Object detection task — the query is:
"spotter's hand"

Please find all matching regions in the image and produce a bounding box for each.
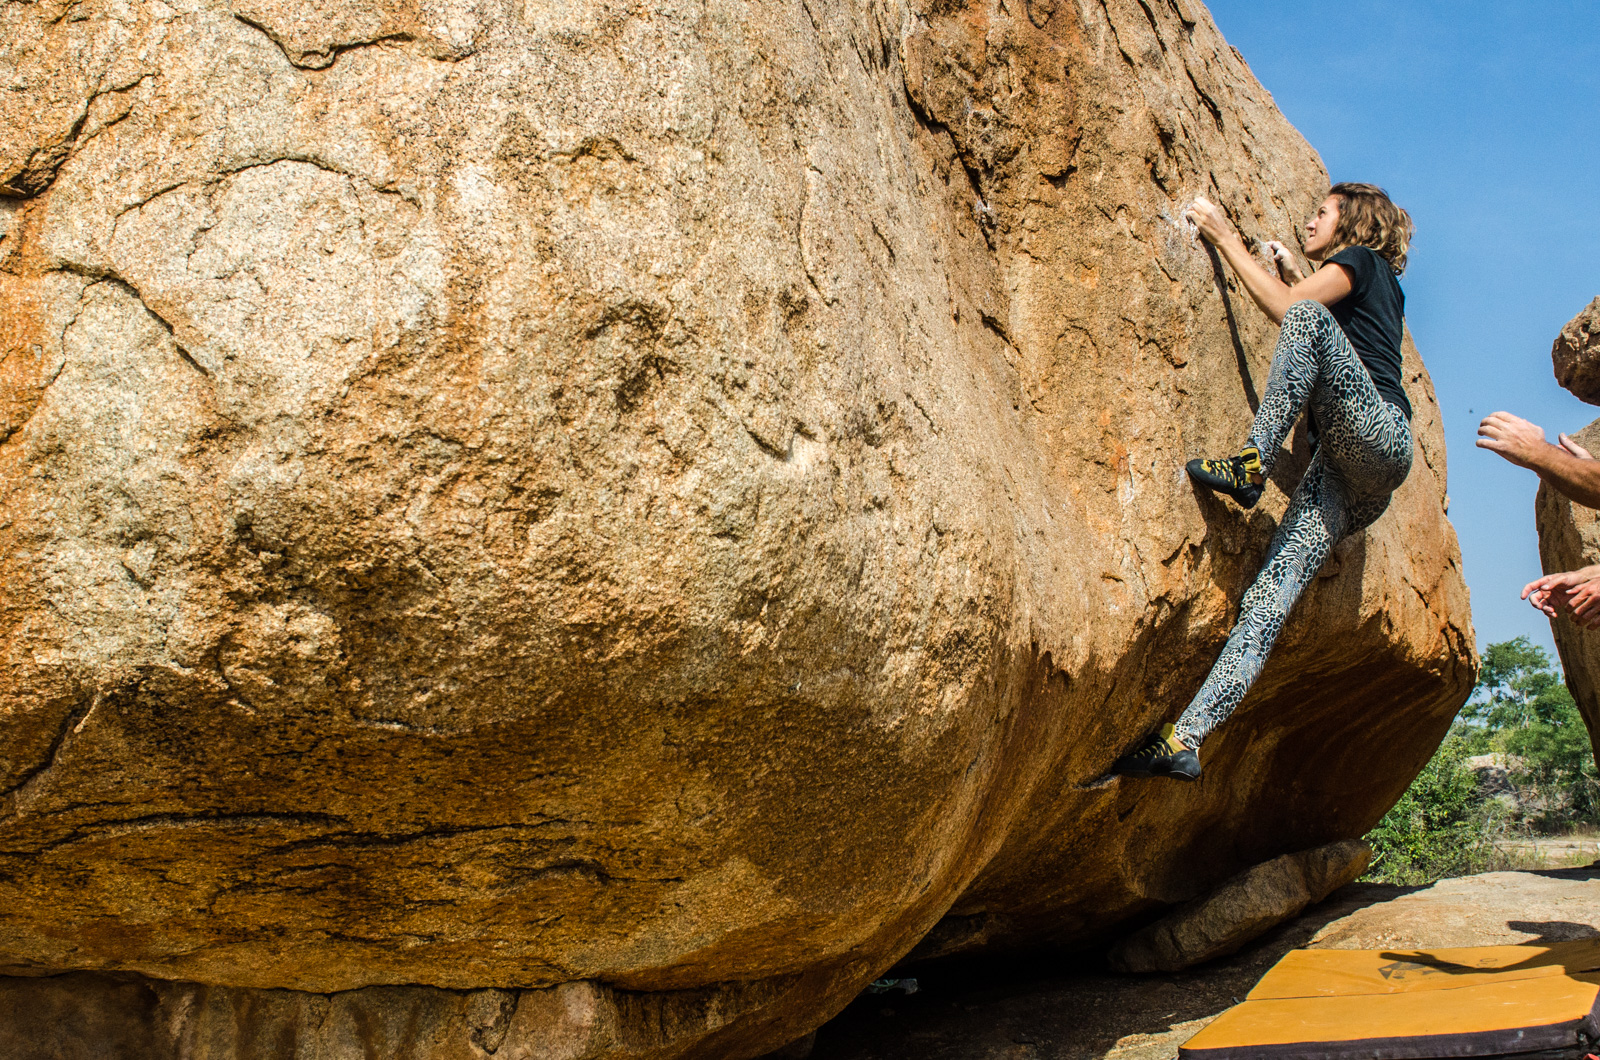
[1524,572,1574,618]
[1561,434,1595,460]
[1184,196,1235,247]
[1477,411,1551,469]
[1524,567,1600,629]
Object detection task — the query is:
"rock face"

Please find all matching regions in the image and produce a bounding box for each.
[1537,297,1600,770]
[1537,415,1600,763]
[1553,297,1600,405]
[1107,840,1371,973]
[0,0,1473,1055]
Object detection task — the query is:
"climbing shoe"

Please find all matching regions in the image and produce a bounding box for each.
[1112,724,1201,781]
[1187,445,1263,509]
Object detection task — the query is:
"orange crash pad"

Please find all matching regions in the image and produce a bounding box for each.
[1181,939,1600,1059]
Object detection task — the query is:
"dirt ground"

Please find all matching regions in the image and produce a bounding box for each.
[805,864,1600,1060]
[1498,834,1600,869]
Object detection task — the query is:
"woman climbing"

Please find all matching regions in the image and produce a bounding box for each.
[1113,183,1416,781]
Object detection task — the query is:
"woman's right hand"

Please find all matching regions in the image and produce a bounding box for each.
[1184,196,1236,247]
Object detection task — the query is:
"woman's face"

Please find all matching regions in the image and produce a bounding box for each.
[1304,195,1341,260]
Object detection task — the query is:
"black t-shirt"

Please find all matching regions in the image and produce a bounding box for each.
[1327,245,1411,419]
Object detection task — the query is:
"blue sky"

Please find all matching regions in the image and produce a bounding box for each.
[1204,0,1600,658]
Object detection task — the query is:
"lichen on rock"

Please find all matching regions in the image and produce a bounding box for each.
[0,0,1473,1056]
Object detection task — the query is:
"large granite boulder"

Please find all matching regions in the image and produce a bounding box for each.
[0,0,1474,1055]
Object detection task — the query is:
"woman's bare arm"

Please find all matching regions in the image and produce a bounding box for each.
[1186,198,1352,324]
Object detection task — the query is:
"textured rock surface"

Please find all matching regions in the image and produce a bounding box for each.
[1552,297,1600,405]
[1537,415,1600,761]
[1107,840,1370,973]
[0,974,815,1060]
[0,0,1473,1054]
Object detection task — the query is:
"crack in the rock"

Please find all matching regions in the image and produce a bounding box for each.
[980,311,1014,347]
[0,693,99,811]
[259,819,591,855]
[1095,0,1140,71]
[111,178,193,223]
[1201,242,1258,412]
[52,264,212,380]
[7,811,354,855]
[1183,63,1225,134]
[1133,0,1165,50]
[222,154,418,204]
[3,74,153,199]
[230,11,470,72]
[231,11,414,70]
[0,279,91,449]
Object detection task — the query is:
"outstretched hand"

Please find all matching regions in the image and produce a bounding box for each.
[1477,411,1552,469]
[1524,565,1600,629]
[1184,196,1236,247]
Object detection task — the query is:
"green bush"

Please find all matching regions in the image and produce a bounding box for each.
[1363,733,1502,885]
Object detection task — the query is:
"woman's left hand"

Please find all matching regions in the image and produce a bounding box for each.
[1184,197,1236,247]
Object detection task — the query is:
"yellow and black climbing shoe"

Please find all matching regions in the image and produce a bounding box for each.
[1187,445,1263,509]
[1112,724,1201,781]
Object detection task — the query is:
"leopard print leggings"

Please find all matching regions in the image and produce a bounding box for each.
[1172,300,1413,749]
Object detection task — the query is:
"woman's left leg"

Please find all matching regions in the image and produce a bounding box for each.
[1170,454,1348,749]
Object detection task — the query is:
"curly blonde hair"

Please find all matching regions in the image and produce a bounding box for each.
[1328,182,1414,275]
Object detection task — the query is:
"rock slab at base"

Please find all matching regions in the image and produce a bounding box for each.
[1,0,1474,1055]
[1108,840,1372,973]
[0,974,826,1060]
[1311,868,1600,950]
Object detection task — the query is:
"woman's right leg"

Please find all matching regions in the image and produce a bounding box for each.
[1246,299,1352,476]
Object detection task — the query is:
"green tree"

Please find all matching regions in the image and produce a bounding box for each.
[1460,636,1599,830]
[1463,637,1576,740]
